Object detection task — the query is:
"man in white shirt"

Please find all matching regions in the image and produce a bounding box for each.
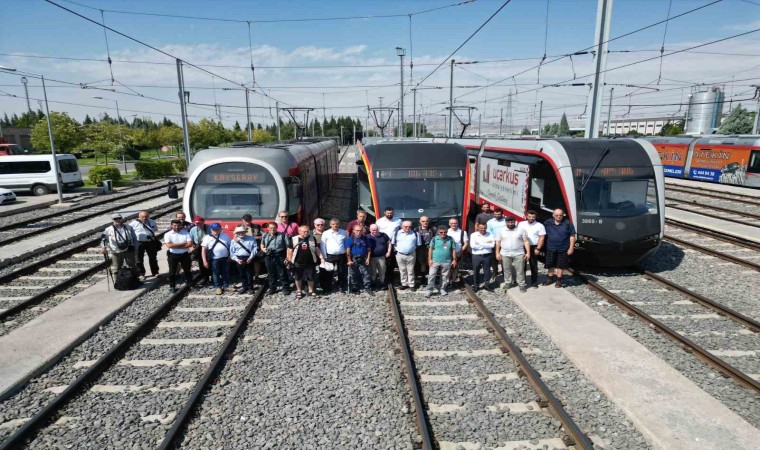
[486,208,507,283]
[320,218,349,293]
[469,223,495,291]
[496,216,530,292]
[164,219,193,293]
[201,222,232,295]
[375,207,402,238]
[130,210,160,280]
[446,218,469,288]
[517,210,547,288]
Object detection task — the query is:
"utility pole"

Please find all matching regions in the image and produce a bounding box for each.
[683,93,692,132]
[478,114,482,136]
[538,100,543,137]
[245,88,252,140]
[585,0,613,138]
[606,87,614,135]
[352,123,356,144]
[506,91,513,135]
[176,59,192,167]
[396,47,406,138]
[397,103,401,137]
[275,101,281,142]
[499,108,504,135]
[412,88,417,138]
[752,86,760,134]
[322,93,326,137]
[21,77,31,113]
[448,59,455,138]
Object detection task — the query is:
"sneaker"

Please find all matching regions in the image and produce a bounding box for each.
[309,292,318,297]
[519,286,527,293]
[440,289,448,296]
[215,288,223,295]
[424,290,432,298]
[233,283,242,289]
[555,279,562,288]
[237,288,248,294]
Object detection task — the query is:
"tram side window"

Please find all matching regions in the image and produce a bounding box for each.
[748,151,760,173]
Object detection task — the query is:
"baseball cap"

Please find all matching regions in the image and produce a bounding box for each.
[193,215,204,222]
[234,225,247,234]
[210,223,222,230]
[111,212,123,219]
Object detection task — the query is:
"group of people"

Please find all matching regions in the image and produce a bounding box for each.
[100,203,576,298]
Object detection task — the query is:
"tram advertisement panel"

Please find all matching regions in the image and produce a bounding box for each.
[653,144,688,176]
[478,157,529,217]
[688,145,751,184]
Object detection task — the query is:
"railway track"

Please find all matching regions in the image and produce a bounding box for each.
[0,209,176,334]
[665,201,760,228]
[664,219,760,270]
[573,269,760,395]
[665,183,760,207]
[388,284,593,449]
[0,282,265,449]
[0,181,183,248]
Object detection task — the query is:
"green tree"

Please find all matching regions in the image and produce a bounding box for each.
[625,129,640,136]
[30,112,82,152]
[156,125,184,148]
[558,113,570,136]
[252,128,274,143]
[658,120,685,136]
[189,119,227,149]
[520,127,531,135]
[718,104,754,134]
[78,122,124,163]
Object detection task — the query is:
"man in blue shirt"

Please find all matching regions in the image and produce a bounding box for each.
[346,225,374,296]
[542,208,576,288]
[367,224,391,290]
[392,220,422,290]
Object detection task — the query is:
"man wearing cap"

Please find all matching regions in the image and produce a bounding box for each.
[164,219,193,293]
[495,216,530,292]
[130,211,160,280]
[201,223,232,295]
[288,224,324,298]
[231,225,258,294]
[189,216,211,285]
[101,212,138,272]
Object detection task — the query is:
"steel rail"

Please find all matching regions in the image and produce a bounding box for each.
[0,179,180,233]
[572,270,760,394]
[665,203,759,228]
[665,197,760,220]
[463,285,595,449]
[663,234,760,271]
[637,269,760,332]
[158,285,266,449]
[387,286,434,450]
[0,206,178,322]
[0,186,183,247]
[0,275,200,450]
[665,184,760,207]
[0,203,180,286]
[665,219,760,251]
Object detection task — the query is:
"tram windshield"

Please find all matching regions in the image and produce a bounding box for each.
[374,169,464,219]
[191,162,279,220]
[577,173,658,218]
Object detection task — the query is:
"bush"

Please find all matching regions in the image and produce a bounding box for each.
[172,158,187,173]
[135,160,176,179]
[88,165,122,186]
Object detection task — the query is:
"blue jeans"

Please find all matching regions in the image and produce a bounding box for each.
[211,258,230,289]
[350,261,372,291]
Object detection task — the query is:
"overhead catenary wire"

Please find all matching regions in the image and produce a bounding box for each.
[657,0,674,84]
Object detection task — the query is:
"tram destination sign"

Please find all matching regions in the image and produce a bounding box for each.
[204,169,268,183]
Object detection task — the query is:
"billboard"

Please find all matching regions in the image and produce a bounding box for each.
[478,157,529,217]
[653,143,689,177]
[688,145,752,184]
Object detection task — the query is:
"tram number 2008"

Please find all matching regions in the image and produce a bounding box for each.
[581,218,603,224]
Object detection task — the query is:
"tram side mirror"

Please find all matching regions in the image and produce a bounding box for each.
[288,183,302,199]
[167,185,179,199]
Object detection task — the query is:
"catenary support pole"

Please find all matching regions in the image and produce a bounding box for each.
[752,92,760,134]
[275,101,281,142]
[41,75,64,204]
[22,77,31,113]
[412,88,417,138]
[538,100,543,137]
[584,0,613,138]
[245,89,252,141]
[606,87,614,135]
[176,59,192,168]
[499,108,504,135]
[449,59,455,138]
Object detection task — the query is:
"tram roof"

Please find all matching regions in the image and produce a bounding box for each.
[363,142,467,169]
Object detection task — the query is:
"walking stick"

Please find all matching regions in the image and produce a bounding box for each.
[103,250,114,291]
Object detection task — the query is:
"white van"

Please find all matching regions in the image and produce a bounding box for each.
[0,154,84,195]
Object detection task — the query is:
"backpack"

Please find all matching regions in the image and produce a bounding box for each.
[113,266,139,291]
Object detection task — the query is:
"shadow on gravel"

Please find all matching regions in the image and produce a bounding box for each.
[572,241,684,284]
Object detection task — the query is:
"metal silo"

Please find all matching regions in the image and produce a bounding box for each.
[684,86,724,134]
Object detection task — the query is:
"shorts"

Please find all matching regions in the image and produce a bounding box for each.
[545,249,569,269]
[293,264,317,282]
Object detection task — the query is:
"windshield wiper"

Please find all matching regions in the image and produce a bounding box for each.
[578,147,610,193]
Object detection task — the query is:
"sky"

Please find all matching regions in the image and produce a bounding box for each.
[1,0,759,135]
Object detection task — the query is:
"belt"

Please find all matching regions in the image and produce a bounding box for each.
[397,251,413,256]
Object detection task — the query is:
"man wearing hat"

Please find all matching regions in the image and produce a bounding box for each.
[201,222,232,295]
[231,225,258,294]
[189,216,211,285]
[101,212,138,272]
[495,216,530,292]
